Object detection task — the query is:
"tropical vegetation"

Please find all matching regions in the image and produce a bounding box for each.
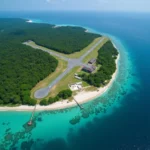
[80,41,118,87]
[40,89,73,106]
[0,18,98,105]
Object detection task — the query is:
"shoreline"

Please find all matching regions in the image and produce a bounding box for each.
[26,19,99,35]
[26,20,33,23]
[0,51,120,112]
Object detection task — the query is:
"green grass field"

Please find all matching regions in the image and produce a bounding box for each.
[30,57,68,99]
[45,38,109,98]
[30,37,109,99]
[83,37,109,63]
[26,37,102,59]
[46,66,89,98]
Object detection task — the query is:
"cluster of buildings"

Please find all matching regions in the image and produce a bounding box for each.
[82,58,96,73]
[69,58,97,91]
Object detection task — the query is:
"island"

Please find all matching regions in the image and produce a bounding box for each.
[0,18,119,111]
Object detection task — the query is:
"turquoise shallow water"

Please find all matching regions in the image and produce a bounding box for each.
[0,12,148,149]
[0,30,138,150]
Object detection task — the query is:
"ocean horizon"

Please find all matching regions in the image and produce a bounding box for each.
[0,11,150,150]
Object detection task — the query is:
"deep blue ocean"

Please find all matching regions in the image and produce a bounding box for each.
[0,11,150,150]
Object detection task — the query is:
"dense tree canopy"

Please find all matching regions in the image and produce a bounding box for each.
[0,43,58,105]
[40,99,48,106]
[58,89,73,99]
[48,89,73,105]
[0,18,100,54]
[40,89,73,105]
[0,18,99,105]
[80,41,119,87]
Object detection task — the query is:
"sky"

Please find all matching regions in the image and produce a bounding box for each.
[0,0,150,12]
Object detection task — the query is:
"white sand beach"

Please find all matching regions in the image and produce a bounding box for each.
[26,20,33,23]
[52,25,64,28]
[0,52,120,112]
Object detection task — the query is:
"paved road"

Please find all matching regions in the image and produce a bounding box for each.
[24,38,105,99]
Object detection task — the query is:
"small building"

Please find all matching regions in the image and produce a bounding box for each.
[75,76,82,80]
[82,65,96,73]
[88,58,96,64]
[69,82,83,91]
